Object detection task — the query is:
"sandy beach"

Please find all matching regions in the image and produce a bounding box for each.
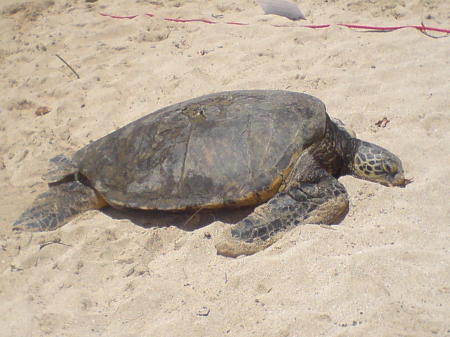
[0,0,449,336]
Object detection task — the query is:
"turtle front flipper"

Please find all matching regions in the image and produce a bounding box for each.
[13,181,107,232]
[215,175,349,258]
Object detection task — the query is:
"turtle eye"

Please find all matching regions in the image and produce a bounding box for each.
[384,162,397,174]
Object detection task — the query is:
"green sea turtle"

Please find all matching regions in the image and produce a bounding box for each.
[13,90,410,257]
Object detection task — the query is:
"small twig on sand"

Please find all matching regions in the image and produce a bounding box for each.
[182,206,205,227]
[375,117,390,128]
[39,238,72,250]
[55,54,80,79]
[419,20,449,39]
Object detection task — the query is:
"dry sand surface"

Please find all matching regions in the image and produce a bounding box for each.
[1,0,449,336]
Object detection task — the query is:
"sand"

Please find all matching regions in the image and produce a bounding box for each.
[0,0,449,336]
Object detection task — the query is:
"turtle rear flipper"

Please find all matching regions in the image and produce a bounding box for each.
[42,154,79,183]
[13,181,107,231]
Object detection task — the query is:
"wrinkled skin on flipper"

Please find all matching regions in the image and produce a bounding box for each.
[42,154,79,183]
[216,153,349,257]
[13,181,106,231]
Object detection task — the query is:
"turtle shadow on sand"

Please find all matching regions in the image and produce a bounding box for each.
[103,206,255,232]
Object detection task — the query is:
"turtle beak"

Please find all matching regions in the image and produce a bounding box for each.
[376,168,412,188]
[389,173,413,188]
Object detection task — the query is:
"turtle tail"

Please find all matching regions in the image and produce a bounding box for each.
[13,181,107,232]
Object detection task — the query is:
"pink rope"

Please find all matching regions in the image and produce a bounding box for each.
[271,24,330,28]
[98,12,450,34]
[338,23,450,33]
[225,21,250,26]
[99,13,138,19]
[164,18,217,24]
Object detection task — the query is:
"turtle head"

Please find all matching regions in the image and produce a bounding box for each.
[350,141,411,187]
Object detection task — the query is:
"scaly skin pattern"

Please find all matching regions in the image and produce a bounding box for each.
[215,151,349,258]
[13,181,105,231]
[231,177,348,242]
